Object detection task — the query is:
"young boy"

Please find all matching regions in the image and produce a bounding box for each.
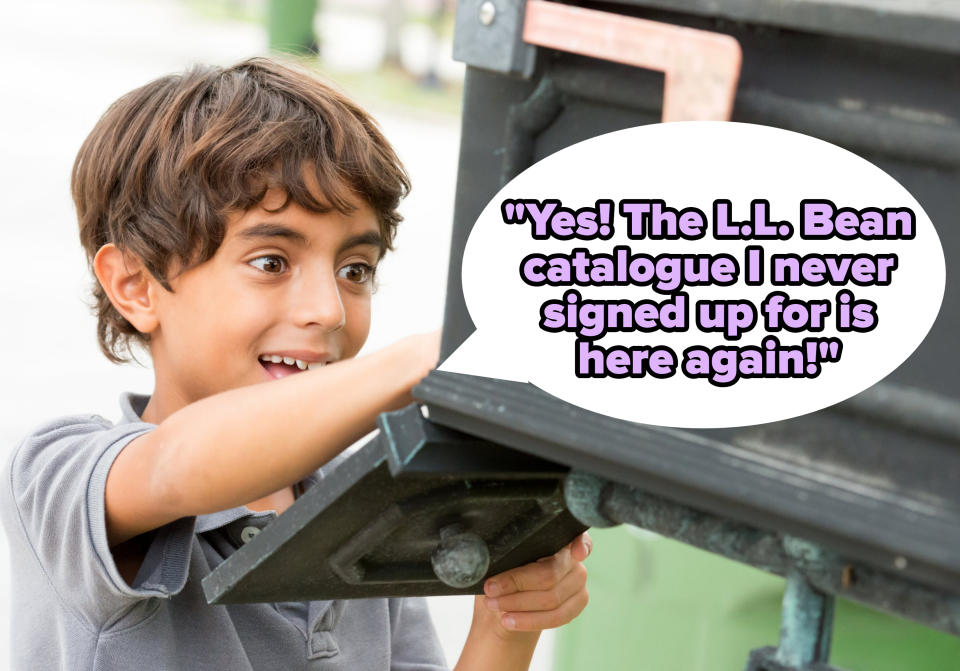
[0,57,590,670]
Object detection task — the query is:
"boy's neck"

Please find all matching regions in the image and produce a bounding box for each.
[140,397,168,426]
[140,382,187,425]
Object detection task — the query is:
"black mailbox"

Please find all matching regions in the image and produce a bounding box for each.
[206,2,959,669]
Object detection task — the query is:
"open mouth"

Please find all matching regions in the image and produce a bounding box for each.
[259,354,326,380]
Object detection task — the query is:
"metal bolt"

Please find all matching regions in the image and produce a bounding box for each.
[894,556,908,570]
[240,526,261,544]
[479,1,496,26]
[563,470,617,528]
[432,524,490,588]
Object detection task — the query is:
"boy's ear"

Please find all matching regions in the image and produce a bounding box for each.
[93,244,161,335]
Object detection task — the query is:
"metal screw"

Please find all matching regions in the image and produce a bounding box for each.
[240,526,261,544]
[894,556,908,570]
[479,1,496,26]
[432,523,490,588]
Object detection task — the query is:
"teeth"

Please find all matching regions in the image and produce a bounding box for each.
[260,354,320,371]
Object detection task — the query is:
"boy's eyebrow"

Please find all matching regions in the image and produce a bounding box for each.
[338,231,384,255]
[238,222,309,245]
[238,223,384,255]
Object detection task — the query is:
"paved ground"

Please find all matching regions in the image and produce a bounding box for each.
[0,1,553,668]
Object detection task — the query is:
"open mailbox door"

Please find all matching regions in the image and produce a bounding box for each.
[207,2,959,668]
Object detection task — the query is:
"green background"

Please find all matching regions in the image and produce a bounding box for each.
[555,527,960,671]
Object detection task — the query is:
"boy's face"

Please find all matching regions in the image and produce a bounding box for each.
[145,183,382,416]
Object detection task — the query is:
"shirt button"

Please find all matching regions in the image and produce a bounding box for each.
[240,526,261,544]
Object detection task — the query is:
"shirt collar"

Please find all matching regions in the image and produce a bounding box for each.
[119,392,152,425]
[116,391,323,535]
[195,506,277,534]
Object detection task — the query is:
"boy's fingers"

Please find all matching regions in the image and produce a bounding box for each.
[570,532,593,563]
[485,542,573,597]
[500,586,590,632]
[485,561,587,613]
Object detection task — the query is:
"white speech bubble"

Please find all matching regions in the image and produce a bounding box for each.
[440,122,945,428]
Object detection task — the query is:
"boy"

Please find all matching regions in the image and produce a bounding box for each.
[0,57,589,670]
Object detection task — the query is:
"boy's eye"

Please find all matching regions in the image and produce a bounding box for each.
[337,262,375,284]
[249,255,288,274]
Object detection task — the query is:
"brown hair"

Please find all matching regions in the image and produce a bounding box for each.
[72,57,410,363]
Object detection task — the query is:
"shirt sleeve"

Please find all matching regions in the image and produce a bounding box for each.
[388,597,450,671]
[4,415,197,630]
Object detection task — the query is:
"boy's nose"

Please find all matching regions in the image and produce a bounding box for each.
[290,271,346,332]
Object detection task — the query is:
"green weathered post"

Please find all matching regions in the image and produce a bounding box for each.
[268,0,318,55]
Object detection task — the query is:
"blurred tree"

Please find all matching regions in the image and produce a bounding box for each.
[383,0,404,69]
[419,0,451,89]
[268,0,320,56]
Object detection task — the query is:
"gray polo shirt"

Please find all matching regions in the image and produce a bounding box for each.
[1,393,448,670]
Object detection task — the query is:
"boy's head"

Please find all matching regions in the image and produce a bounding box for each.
[72,57,410,366]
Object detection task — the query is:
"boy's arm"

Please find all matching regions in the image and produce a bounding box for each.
[454,533,592,671]
[104,333,439,546]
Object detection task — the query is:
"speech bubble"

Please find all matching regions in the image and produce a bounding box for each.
[439,122,945,428]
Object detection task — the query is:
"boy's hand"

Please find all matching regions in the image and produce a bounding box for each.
[478,531,592,637]
[398,330,442,384]
[387,330,441,407]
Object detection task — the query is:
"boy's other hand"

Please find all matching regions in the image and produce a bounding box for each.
[477,531,592,638]
[402,329,441,382]
[388,330,441,403]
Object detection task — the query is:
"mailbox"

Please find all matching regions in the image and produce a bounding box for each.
[206,2,959,669]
